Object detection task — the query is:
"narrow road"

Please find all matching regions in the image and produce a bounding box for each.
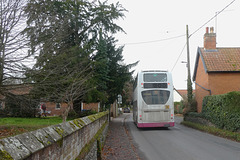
[124,113,240,160]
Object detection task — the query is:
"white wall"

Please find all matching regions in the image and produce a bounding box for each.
[174,90,182,102]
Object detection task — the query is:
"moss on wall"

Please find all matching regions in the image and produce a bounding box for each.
[75,120,108,160]
[0,149,14,160]
[87,111,108,122]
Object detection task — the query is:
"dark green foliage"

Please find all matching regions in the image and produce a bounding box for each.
[184,112,204,118]
[92,32,110,101]
[24,0,128,113]
[180,94,197,114]
[4,94,39,118]
[85,34,138,107]
[66,110,78,120]
[66,109,98,120]
[187,78,193,103]
[202,91,240,132]
[80,110,97,118]
[174,102,182,114]
[0,108,9,118]
[186,75,193,114]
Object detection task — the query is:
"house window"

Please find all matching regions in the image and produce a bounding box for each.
[56,103,61,110]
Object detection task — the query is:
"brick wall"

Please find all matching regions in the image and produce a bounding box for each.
[0,112,109,160]
[208,73,240,95]
[44,102,68,116]
[82,103,100,112]
[204,27,216,50]
[195,57,210,112]
[195,57,240,112]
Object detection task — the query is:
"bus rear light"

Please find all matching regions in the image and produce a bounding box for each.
[139,115,142,117]
[171,114,173,117]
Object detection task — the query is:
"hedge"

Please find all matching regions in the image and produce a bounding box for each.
[202,91,240,132]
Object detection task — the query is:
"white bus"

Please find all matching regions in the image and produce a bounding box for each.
[133,70,174,128]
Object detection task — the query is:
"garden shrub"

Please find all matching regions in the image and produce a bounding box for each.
[67,109,79,120]
[174,102,181,114]
[202,91,240,132]
[185,112,204,118]
[4,93,39,117]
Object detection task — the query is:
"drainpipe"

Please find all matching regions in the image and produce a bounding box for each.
[193,81,211,95]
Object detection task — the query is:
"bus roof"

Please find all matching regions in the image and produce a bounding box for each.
[141,70,168,73]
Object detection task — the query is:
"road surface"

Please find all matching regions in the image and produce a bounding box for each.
[124,113,240,160]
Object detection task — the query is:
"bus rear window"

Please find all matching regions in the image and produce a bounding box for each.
[141,90,170,105]
[143,73,167,82]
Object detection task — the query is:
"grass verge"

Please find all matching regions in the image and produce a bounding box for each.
[181,121,240,142]
[0,117,64,139]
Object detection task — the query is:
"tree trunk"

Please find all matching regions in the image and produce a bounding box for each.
[62,102,72,122]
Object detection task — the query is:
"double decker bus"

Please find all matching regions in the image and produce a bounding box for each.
[133,70,174,128]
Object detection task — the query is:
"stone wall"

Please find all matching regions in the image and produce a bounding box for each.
[0,112,109,160]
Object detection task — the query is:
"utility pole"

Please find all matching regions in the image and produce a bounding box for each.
[186,25,193,111]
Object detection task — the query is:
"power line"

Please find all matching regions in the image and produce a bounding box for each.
[117,34,186,46]
[189,0,236,38]
[118,0,236,46]
[171,0,236,72]
[171,42,187,72]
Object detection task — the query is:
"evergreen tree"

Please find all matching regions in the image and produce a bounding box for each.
[89,34,138,108]
[24,0,126,121]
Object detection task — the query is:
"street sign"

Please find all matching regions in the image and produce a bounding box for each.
[117,94,122,104]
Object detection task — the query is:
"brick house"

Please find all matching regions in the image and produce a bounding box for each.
[81,102,100,112]
[175,89,195,100]
[0,84,101,116]
[39,102,68,116]
[0,84,32,110]
[0,84,68,116]
[193,27,240,112]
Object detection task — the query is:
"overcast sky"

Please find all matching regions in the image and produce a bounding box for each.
[108,0,240,89]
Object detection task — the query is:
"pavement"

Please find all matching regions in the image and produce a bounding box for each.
[101,113,144,160]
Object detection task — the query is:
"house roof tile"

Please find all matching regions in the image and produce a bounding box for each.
[199,47,240,72]
[176,89,195,98]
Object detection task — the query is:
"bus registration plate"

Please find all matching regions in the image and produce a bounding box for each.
[165,105,169,109]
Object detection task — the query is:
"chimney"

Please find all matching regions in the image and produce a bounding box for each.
[204,27,216,50]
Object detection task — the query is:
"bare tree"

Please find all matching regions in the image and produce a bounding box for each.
[28,51,93,122]
[0,0,29,91]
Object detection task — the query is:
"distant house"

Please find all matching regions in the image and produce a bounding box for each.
[193,27,240,112]
[0,84,68,116]
[0,84,102,116]
[174,89,195,102]
[173,90,182,102]
[81,102,100,112]
[0,84,32,110]
[41,102,68,117]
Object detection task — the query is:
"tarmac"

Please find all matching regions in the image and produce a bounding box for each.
[101,113,144,160]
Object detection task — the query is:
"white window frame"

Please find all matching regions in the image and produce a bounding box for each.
[55,103,61,110]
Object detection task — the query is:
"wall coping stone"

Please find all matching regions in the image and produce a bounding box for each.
[0,111,108,160]
[1,136,31,159]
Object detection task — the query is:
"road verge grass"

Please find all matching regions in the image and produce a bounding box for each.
[0,117,63,139]
[181,121,240,142]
